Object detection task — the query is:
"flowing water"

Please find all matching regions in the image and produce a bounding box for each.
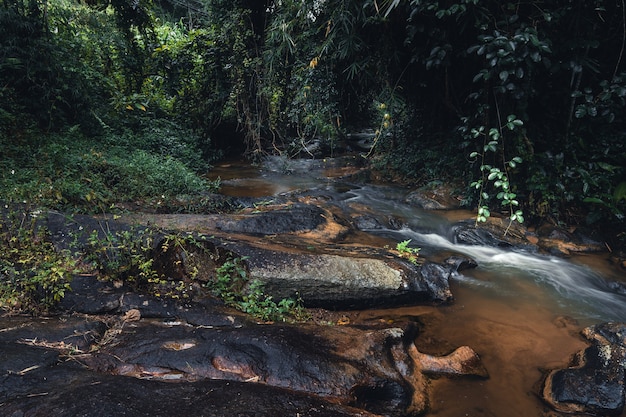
[209,158,626,417]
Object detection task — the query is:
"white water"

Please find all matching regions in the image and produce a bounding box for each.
[398,228,626,322]
[343,185,626,323]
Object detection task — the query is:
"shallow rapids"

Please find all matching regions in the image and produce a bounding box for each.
[397,229,624,322]
[341,184,626,323]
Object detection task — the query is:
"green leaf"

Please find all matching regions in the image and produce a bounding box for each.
[597,162,615,172]
[583,197,605,204]
[614,182,626,202]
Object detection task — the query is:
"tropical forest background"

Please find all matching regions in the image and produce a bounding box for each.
[1,0,625,248]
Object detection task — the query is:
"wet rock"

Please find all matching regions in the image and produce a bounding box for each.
[1,368,380,417]
[405,184,462,210]
[73,318,486,416]
[0,314,489,417]
[0,300,487,417]
[443,255,478,273]
[353,214,384,230]
[59,274,122,314]
[47,197,452,309]
[405,192,447,210]
[419,262,454,303]
[213,203,327,235]
[608,280,626,296]
[75,320,427,416]
[60,272,244,327]
[409,344,489,378]
[453,220,516,247]
[542,322,626,416]
[536,224,606,256]
[0,316,107,402]
[227,244,453,308]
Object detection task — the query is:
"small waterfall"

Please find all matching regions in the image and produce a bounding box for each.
[398,228,626,322]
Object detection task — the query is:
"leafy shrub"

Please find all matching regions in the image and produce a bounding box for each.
[83,227,198,299]
[0,210,77,313]
[85,226,159,285]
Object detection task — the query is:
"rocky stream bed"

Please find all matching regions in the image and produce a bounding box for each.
[2,156,626,416]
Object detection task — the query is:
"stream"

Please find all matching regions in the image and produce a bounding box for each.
[210,157,626,417]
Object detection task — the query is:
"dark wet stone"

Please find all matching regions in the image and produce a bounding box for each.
[350,379,412,415]
[214,204,326,235]
[586,322,626,347]
[0,317,107,352]
[607,281,626,296]
[547,348,625,415]
[119,293,181,319]
[453,221,512,247]
[543,322,626,416]
[443,255,478,273]
[405,192,446,210]
[0,317,107,402]
[77,320,426,416]
[419,262,454,303]
[59,275,121,314]
[0,349,61,404]
[58,273,243,327]
[405,185,461,210]
[353,215,384,230]
[1,368,379,417]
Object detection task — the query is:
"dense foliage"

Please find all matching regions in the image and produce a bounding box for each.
[1,0,625,243]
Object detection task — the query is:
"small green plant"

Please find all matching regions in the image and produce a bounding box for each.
[396,239,420,264]
[364,101,393,158]
[160,232,207,280]
[0,210,78,313]
[468,114,525,234]
[208,256,308,322]
[85,226,160,286]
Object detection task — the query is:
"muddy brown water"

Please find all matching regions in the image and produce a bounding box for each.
[209,158,626,417]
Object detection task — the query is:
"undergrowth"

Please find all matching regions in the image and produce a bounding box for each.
[0,210,77,313]
[83,225,308,322]
[0,127,220,213]
[0,207,308,322]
